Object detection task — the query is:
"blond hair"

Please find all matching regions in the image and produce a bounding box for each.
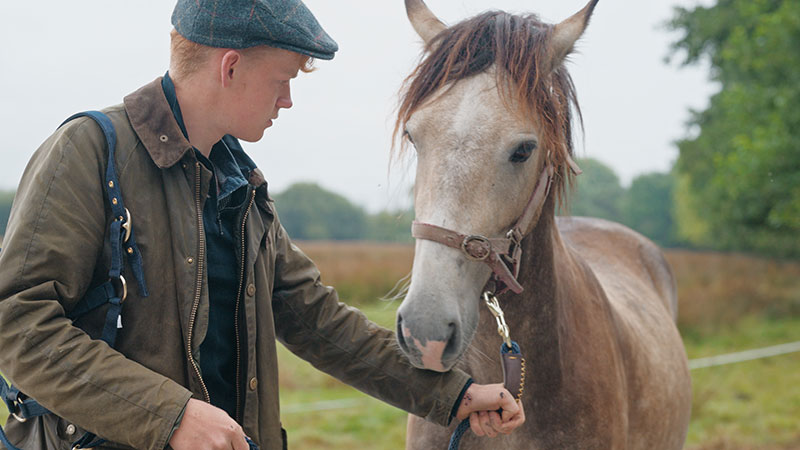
[169,29,216,80]
[170,29,316,80]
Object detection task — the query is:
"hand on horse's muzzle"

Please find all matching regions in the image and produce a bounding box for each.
[455,383,526,437]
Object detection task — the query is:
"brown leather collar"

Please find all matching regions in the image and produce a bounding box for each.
[123,77,194,169]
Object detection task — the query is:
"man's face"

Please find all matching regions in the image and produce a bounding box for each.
[226,47,304,142]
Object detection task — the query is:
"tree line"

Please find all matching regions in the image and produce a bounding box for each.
[3,0,797,257]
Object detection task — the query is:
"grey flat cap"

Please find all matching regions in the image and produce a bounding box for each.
[172,0,338,60]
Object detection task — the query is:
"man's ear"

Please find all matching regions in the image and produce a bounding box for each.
[220,50,242,88]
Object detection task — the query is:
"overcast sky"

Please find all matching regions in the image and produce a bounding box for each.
[0,0,715,212]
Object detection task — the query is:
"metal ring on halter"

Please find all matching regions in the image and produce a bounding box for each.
[461,235,491,261]
[111,275,128,303]
[120,208,132,243]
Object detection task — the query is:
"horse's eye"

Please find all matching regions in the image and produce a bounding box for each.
[404,130,415,146]
[510,141,537,163]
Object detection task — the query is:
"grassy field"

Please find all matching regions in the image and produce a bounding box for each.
[2,241,799,449]
[281,242,800,450]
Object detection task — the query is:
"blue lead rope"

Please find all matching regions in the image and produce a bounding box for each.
[0,111,148,450]
[447,341,522,450]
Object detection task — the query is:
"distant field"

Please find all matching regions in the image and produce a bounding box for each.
[2,241,799,449]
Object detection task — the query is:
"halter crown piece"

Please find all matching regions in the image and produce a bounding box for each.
[412,155,581,295]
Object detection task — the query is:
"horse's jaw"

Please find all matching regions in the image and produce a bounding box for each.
[395,241,490,372]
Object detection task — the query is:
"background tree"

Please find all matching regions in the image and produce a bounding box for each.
[622,172,678,247]
[0,190,14,240]
[273,182,368,240]
[563,157,625,221]
[669,0,800,257]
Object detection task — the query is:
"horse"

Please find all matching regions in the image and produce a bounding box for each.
[392,1,692,448]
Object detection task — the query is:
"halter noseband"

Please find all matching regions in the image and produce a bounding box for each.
[412,157,581,295]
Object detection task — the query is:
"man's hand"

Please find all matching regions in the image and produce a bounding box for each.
[169,399,250,450]
[455,383,525,437]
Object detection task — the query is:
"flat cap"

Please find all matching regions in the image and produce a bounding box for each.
[172,0,338,60]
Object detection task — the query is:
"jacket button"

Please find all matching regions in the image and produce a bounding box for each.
[249,377,258,391]
[246,284,256,297]
[66,424,76,435]
[187,257,194,265]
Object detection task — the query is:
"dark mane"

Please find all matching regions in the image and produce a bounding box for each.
[395,10,582,202]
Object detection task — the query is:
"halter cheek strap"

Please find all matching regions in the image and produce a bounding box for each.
[412,155,580,295]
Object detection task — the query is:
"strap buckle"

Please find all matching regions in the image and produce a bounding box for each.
[111,275,127,303]
[117,208,132,243]
[11,394,27,423]
[461,235,491,261]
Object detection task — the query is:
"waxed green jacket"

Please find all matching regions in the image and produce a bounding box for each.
[0,78,470,450]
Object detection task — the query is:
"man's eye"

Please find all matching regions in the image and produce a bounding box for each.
[510,141,537,163]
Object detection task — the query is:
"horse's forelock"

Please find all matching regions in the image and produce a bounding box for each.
[394,10,581,204]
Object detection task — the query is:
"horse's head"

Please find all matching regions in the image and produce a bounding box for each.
[395,0,597,371]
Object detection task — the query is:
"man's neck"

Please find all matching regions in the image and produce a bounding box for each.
[173,76,224,158]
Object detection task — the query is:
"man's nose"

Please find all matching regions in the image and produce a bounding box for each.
[277,85,293,109]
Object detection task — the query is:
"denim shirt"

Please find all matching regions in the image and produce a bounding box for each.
[162,72,250,418]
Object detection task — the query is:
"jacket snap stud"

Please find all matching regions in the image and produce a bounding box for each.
[112,197,118,205]
[66,424,76,435]
[187,257,194,265]
[246,284,256,297]
[160,134,169,142]
[249,377,258,391]
[108,181,114,188]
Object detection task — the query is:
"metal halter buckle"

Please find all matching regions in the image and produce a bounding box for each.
[461,235,491,261]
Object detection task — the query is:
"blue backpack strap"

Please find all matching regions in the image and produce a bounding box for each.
[61,111,149,299]
[0,111,149,449]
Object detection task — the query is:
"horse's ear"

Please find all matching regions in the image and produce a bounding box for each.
[405,0,446,45]
[547,0,599,72]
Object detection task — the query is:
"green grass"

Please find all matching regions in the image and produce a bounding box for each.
[277,301,407,449]
[276,303,800,450]
[682,315,800,449]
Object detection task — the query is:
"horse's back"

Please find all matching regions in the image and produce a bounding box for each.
[557,216,678,319]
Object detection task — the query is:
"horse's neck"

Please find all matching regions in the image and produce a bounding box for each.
[466,201,569,388]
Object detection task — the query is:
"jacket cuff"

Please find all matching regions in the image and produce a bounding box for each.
[152,388,193,450]
[163,397,190,449]
[429,369,472,426]
[449,378,474,421]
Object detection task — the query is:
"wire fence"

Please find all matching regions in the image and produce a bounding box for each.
[282,340,800,414]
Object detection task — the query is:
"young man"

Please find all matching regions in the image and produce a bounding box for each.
[0,1,524,449]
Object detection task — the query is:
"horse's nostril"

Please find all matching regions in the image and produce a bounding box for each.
[396,313,411,353]
[443,321,460,361]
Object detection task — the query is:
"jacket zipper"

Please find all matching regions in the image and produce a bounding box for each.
[235,188,257,422]
[187,162,211,403]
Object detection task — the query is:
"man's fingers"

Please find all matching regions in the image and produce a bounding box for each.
[498,391,519,421]
[469,412,484,436]
[499,401,526,434]
[480,411,497,438]
[489,411,506,434]
[232,435,249,450]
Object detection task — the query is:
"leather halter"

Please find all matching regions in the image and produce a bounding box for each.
[412,157,581,295]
